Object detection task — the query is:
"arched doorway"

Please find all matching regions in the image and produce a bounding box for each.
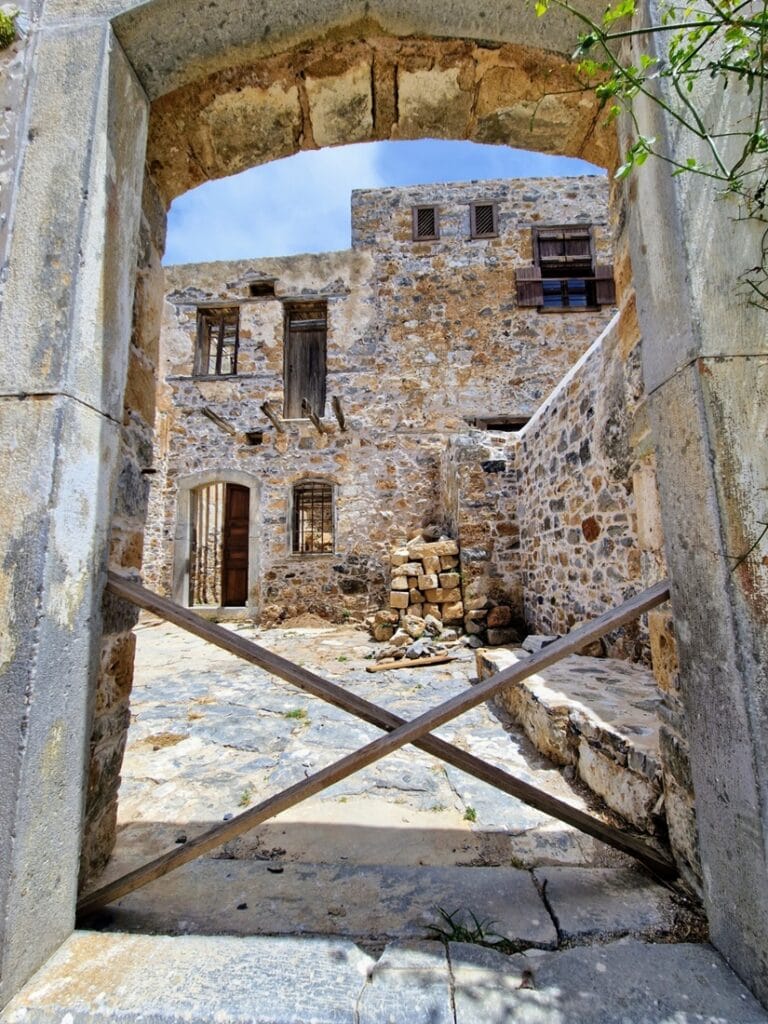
[1,0,766,1008]
[172,471,260,612]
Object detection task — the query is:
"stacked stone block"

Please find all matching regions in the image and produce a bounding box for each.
[388,537,463,627]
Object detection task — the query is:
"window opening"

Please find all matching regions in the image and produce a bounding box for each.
[470,203,498,238]
[283,302,327,419]
[466,415,530,431]
[195,307,240,375]
[412,205,439,241]
[292,481,334,554]
[516,224,615,309]
[248,280,276,298]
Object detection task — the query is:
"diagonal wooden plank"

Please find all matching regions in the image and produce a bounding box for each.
[77,576,673,918]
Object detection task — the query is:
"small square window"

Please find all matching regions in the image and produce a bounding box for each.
[412,205,439,241]
[470,202,498,238]
[195,307,240,376]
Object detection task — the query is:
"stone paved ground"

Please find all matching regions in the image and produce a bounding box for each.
[106,614,629,881]
[23,616,765,1022]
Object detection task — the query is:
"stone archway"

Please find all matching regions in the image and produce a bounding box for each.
[0,0,766,1009]
[172,470,261,612]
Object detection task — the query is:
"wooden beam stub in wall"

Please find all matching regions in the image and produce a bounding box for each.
[331,396,346,432]
[200,406,238,436]
[260,401,286,433]
[302,398,328,434]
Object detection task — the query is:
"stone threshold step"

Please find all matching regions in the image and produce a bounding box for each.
[3,935,766,1024]
[83,861,683,950]
[477,648,663,830]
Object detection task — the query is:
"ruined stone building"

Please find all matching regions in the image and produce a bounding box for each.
[1,0,766,1014]
[144,176,619,630]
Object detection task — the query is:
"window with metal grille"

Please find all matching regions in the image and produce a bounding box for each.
[412,205,439,241]
[292,481,334,554]
[470,202,498,238]
[195,307,240,376]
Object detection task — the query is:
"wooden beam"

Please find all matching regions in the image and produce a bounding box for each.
[301,398,328,434]
[366,653,456,672]
[331,396,346,432]
[200,407,238,437]
[260,401,285,433]
[76,576,674,917]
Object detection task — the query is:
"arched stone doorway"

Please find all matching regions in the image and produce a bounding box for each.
[0,0,766,1009]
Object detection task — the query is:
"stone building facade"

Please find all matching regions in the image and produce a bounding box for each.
[144,176,617,626]
[3,0,767,1008]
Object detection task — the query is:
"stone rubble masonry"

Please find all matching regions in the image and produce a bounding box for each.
[515,314,651,662]
[81,173,168,884]
[147,35,617,204]
[142,176,615,630]
[378,537,465,637]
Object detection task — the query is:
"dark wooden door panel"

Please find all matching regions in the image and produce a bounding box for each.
[222,484,249,606]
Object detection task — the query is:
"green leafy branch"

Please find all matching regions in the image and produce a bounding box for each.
[535,0,768,304]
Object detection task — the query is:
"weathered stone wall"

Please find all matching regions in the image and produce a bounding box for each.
[143,177,616,623]
[146,34,616,204]
[80,173,167,883]
[0,2,37,314]
[516,315,651,660]
[441,433,522,617]
[352,176,613,423]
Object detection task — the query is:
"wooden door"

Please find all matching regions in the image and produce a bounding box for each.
[222,484,249,606]
[284,305,327,419]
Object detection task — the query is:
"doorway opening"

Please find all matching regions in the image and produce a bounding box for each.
[184,479,254,609]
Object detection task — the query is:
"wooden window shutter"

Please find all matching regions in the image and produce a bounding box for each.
[594,264,616,305]
[471,203,497,238]
[562,226,593,262]
[412,206,438,240]
[515,265,543,307]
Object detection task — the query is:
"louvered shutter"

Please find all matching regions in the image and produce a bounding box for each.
[594,264,616,305]
[515,266,543,307]
[472,203,497,237]
[562,226,593,262]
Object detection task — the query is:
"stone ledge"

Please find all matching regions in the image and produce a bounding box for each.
[476,647,664,830]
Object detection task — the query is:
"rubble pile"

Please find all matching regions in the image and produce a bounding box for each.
[367,531,521,648]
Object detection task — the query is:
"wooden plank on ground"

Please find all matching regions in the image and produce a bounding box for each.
[76,576,673,918]
[366,653,456,672]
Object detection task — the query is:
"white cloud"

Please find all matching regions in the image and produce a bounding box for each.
[164,143,388,265]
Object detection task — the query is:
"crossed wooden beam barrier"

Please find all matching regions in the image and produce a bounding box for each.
[77,575,674,919]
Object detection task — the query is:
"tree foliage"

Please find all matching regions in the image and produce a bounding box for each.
[536,0,768,304]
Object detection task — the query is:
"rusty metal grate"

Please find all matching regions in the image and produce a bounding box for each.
[292,481,333,553]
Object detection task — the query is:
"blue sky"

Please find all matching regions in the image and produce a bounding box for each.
[164,139,603,265]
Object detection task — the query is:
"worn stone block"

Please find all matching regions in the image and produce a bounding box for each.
[440,556,459,570]
[391,577,409,591]
[487,605,512,628]
[422,555,441,574]
[418,573,438,590]
[392,562,423,578]
[486,627,521,646]
[390,549,410,567]
[305,61,373,148]
[407,539,459,559]
[442,601,464,625]
[389,592,408,609]
[438,571,460,589]
[648,609,679,693]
